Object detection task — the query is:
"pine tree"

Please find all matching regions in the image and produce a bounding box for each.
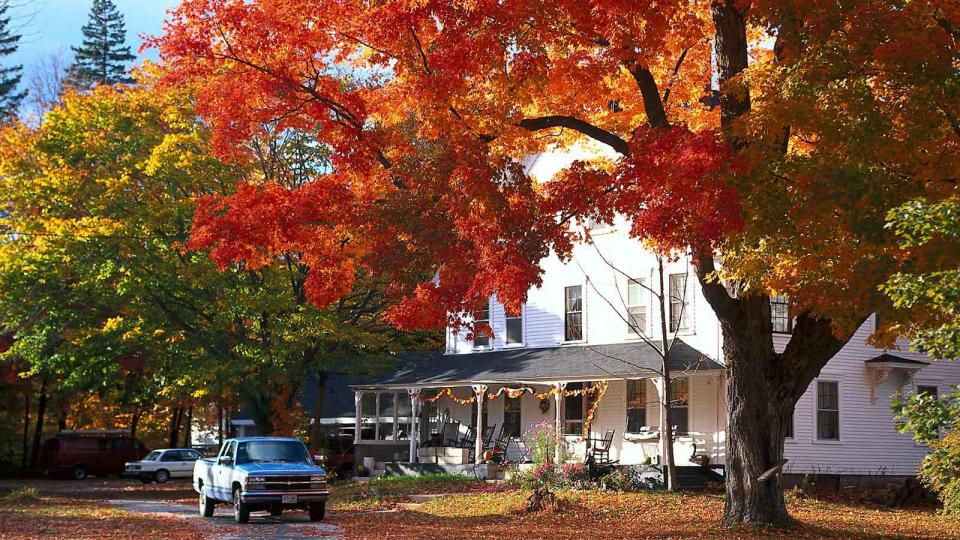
[67,0,136,89]
[0,1,25,119]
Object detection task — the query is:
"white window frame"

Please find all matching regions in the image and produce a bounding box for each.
[564,284,586,343]
[562,382,589,435]
[626,278,648,337]
[504,304,524,348]
[814,380,841,443]
[472,299,493,350]
[668,273,692,334]
[360,391,412,443]
[770,295,793,334]
[626,379,647,433]
[669,377,691,437]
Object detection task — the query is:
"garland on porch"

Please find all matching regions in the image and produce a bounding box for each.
[582,381,609,438]
[420,383,609,410]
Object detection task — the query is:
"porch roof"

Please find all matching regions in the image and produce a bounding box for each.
[353,340,723,390]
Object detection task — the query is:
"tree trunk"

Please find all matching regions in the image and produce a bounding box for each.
[721,328,790,524]
[169,404,182,448]
[183,406,193,448]
[129,411,140,438]
[217,399,224,445]
[22,390,30,472]
[29,378,48,473]
[656,258,678,491]
[310,370,328,452]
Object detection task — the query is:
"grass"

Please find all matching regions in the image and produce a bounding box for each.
[0,488,39,504]
[330,472,484,511]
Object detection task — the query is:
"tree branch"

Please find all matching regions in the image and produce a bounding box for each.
[626,64,670,129]
[518,115,629,156]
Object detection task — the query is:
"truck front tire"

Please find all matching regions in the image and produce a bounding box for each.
[233,489,250,523]
[199,489,215,518]
[309,501,326,521]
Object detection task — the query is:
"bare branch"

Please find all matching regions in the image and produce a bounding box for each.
[519,115,629,156]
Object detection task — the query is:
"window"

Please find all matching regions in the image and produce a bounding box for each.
[626,380,647,433]
[785,413,794,439]
[473,304,491,347]
[669,274,689,332]
[503,396,522,438]
[360,391,412,441]
[565,286,583,341]
[816,381,840,440]
[917,385,938,398]
[563,382,585,434]
[771,295,792,333]
[669,378,689,436]
[161,451,181,462]
[627,279,647,335]
[506,309,523,345]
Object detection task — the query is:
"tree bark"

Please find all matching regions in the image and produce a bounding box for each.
[130,411,140,438]
[183,406,193,448]
[22,389,30,472]
[169,404,182,448]
[29,377,48,473]
[310,370,328,452]
[217,399,224,445]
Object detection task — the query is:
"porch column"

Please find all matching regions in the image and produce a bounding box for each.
[407,388,420,464]
[472,384,488,464]
[353,390,363,445]
[553,382,567,464]
[652,377,667,465]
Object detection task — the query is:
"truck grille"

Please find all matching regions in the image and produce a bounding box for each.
[262,476,323,491]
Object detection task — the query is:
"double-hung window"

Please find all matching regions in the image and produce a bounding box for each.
[627,279,647,335]
[503,396,522,438]
[563,382,585,434]
[816,381,840,440]
[771,295,792,333]
[564,286,583,341]
[668,274,689,333]
[669,378,689,436]
[473,304,491,348]
[505,308,523,346]
[626,380,647,433]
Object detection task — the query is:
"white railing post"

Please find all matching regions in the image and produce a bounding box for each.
[354,390,363,444]
[553,382,567,464]
[472,384,488,464]
[407,388,420,464]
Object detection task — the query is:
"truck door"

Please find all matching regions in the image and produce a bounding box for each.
[215,441,236,497]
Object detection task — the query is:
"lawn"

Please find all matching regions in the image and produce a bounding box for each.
[0,476,956,539]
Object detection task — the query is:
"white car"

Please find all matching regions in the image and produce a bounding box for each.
[124,448,204,483]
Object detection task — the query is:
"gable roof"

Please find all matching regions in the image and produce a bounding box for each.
[354,340,722,389]
[865,353,930,367]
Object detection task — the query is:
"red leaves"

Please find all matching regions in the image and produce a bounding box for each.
[189,177,357,307]
[547,126,744,256]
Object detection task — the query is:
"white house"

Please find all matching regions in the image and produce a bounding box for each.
[350,146,960,480]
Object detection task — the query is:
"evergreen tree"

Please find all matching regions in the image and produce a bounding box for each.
[67,0,136,89]
[0,1,25,119]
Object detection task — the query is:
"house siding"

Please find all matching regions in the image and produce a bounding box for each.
[436,146,960,475]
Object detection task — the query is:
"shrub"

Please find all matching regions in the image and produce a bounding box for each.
[525,422,564,465]
[559,462,591,489]
[599,469,626,492]
[1,487,39,503]
[918,430,960,518]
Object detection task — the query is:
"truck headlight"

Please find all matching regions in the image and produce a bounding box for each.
[245,476,266,490]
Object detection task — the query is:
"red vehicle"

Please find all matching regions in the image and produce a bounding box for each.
[39,430,149,480]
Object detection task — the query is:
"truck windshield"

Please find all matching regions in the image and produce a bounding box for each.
[235,441,310,464]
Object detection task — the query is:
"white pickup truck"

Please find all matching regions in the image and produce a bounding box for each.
[193,437,329,523]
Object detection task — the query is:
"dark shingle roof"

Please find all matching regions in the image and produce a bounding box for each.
[355,340,722,389]
[865,354,930,366]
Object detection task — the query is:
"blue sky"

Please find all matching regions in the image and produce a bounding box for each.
[9,0,180,76]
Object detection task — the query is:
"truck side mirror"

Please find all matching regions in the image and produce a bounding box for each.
[218,456,233,466]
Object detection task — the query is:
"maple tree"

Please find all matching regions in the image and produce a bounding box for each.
[151,0,960,525]
[0,69,438,456]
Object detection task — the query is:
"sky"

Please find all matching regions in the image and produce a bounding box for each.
[8,0,180,77]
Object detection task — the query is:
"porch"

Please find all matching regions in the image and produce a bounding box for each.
[350,341,725,478]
